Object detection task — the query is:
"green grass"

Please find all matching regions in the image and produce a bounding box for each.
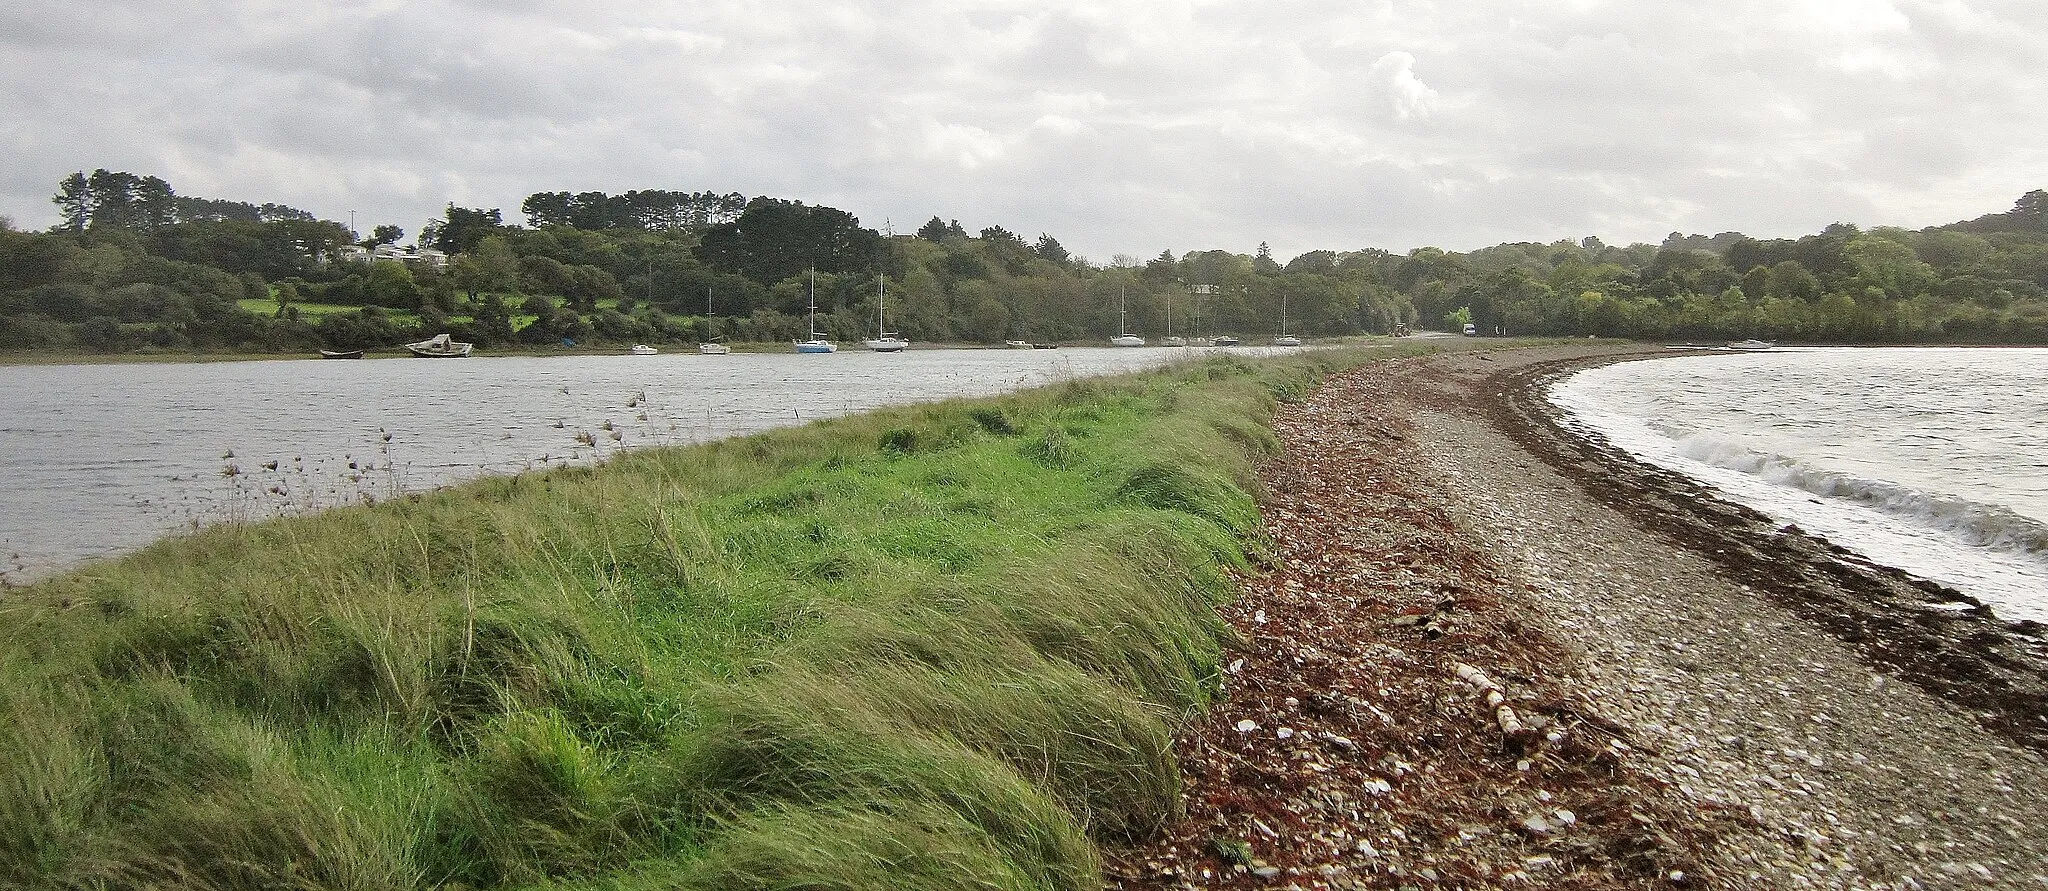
[0,344,1425,889]
[237,299,407,319]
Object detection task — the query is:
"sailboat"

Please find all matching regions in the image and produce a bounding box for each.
[1272,290,1301,346]
[1110,287,1146,347]
[864,276,908,352]
[700,286,731,355]
[1164,288,1187,347]
[794,271,837,353]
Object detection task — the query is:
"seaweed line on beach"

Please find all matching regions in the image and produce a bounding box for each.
[1475,351,2048,753]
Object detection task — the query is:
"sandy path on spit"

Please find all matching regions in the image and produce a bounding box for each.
[1107,342,2048,891]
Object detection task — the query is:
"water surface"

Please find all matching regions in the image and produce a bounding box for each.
[1,347,1265,582]
[1551,347,2048,622]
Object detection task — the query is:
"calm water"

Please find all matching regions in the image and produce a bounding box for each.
[1551,347,2048,622]
[0,346,1272,583]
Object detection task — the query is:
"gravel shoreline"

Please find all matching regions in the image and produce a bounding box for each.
[1106,342,2048,890]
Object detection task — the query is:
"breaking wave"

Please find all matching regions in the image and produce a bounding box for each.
[1672,432,2048,559]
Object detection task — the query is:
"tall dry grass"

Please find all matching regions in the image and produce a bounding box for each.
[0,344,1413,889]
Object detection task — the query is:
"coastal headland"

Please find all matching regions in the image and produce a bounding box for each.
[1107,343,2048,890]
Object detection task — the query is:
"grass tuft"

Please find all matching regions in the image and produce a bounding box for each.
[0,344,1422,888]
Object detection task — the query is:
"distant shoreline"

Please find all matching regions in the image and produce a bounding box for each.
[0,336,1394,367]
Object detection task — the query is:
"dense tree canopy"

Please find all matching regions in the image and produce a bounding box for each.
[6,170,2046,354]
[695,197,889,285]
[519,190,746,232]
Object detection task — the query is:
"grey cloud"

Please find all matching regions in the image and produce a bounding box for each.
[0,0,2041,258]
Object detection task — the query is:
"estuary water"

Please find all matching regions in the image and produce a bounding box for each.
[1551,347,2048,623]
[0,346,1255,583]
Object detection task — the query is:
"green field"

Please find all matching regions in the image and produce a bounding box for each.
[236,299,402,319]
[0,345,1408,889]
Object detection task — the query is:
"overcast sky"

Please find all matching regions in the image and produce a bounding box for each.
[2,0,2042,262]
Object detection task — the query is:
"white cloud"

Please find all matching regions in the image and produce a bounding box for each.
[0,0,2041,258]
[1368,51,1440,121]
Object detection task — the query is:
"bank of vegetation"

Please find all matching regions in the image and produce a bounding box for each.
[0,345,1413,889]
[3,170,2043,355]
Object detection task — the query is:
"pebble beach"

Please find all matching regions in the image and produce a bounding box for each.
[1106,342,2048,890]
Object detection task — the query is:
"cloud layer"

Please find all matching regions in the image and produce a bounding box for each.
[2,0,2042,260]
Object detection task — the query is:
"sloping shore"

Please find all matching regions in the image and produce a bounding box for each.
[1108,343,2048,890]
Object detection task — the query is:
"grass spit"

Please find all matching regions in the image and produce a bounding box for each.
[0,343,1431,890]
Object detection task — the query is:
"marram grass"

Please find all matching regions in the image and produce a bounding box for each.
[0,344,1419,890]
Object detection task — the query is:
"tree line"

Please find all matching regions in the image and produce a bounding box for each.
[3,169,2044,354]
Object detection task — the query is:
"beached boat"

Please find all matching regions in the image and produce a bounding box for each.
[1726,339,1777,351]
[1211,335,1241,347]
[630,344,658,355]
[794,271,837,353]
[1006,340,1035,349]
[319,348,364,359]
[864,276,908,352]
[406,334,472,358]
[1111,287,1146,347]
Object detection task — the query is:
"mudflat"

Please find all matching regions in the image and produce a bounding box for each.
[1107,342,2048,890]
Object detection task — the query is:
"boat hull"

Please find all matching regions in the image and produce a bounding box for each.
[794,340,837,354]
[699,343,731,355]
[1110,335,1146,347]
[406,333,473,357]
[865,338,909,352]
[319,349,364,359]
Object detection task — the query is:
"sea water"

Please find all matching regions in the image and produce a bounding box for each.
[0,346,1285,584]
[1550,347,2048,623]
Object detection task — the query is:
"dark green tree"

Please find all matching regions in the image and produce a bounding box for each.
[52,172,90,234]
[1033,233,1069,264]
[1254,242,1280,274]
[426,205,506,254]
[695,197,885,285]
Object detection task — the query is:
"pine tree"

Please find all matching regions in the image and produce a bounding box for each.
[52,171,91,234]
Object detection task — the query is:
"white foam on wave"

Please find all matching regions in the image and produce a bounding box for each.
[1550,374,2048,624]
[1670,432,2048,559]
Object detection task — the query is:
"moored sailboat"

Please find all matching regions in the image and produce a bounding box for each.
[1272,291,1301,346]
[700,286,731,355]
[1110,287,1146,347]
[1164,287,1186,346]
[794,271,837,353]
[864,276,908,352]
